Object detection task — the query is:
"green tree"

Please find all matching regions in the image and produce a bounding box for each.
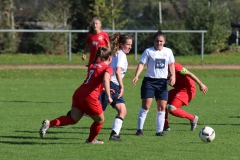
[184,0,232,53]
[89,0,128,30]
[34,1,71,54]
[0,0,18,53]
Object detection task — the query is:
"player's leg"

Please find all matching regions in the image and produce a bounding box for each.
[156,100,167,136]
[136,98,152,135]
[155,79,168,136]
[39,106,82,138]
[136,78,154,136]
[86,113,104,144]
[109,103,126,141]
[168,98,198,131]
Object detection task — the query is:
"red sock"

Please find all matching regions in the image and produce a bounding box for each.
[164,110,169,128]
[170,109,194,121]
[49,116,76,128]
[87,122,103,142]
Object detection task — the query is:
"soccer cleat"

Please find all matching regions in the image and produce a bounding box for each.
[156,132,166,136]
[85,139,104,144]
[136,129,144,136]
[190,115,199,131]
[109,134,122,141]
[163,127,171,131]
[39,120,50,138]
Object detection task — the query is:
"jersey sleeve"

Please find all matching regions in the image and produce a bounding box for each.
[103,32,110,45]
[106,66,113,76]
[139,49,148,64]
[168,49,175,64]
[116,52,126,68]
[175,62,187,75]
[85,33,91,44]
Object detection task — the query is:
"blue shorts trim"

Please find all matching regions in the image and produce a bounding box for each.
[140,77,168,101]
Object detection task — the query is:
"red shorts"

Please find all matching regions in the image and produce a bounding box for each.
[168,88,196,108]
[72,87,103,116]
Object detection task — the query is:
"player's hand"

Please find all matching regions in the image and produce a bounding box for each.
[117,87,124,99]
[132,77,138,85]
[82,54,86,60]
[110,89,115,94]
[200,84,208,94]
[107,96,113,104]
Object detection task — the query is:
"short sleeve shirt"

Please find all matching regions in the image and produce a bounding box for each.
[81,62,113,100]
[110,49,128,85]
[139,46,175,79]
[86,31,110,64]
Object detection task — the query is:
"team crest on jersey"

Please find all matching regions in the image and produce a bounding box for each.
[98,35,104,40]
[155,59,165,69]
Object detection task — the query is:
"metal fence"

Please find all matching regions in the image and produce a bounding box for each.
[0,29,207,60]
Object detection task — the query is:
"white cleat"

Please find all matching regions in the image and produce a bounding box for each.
[39,120,50,138]
[190,115,199,131]
[85,139,104,144]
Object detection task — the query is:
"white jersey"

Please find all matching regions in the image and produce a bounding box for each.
[110,49,128,85]
[139,46,175,79]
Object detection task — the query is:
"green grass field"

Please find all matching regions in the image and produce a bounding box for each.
[0,67,240,160]
[1,50,240,65]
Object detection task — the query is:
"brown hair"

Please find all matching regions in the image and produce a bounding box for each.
[153,30,166,41]
[92,47,113,64]
[111,32,132,55]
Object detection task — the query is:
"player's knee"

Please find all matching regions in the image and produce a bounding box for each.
[167,105,176,113]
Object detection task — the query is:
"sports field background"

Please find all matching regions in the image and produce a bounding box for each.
[0,53,240,159]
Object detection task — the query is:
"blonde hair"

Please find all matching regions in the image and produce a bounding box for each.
[88,16,102,33]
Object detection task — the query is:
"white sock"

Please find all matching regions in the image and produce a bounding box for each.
[112,117,123,135]
[137,108,149,130]
[156,111,165,133]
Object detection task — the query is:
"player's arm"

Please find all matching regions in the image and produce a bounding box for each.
[106,43,111,49]
[168,63,176,86]
[132,63,144,85]
[116,67,124,98]
[184,69,208,94]
[103,71,113,104]
[82,44,90,60]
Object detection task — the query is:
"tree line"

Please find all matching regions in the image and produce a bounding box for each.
[0,0,239,55]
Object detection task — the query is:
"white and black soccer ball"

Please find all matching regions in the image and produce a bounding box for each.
[199,126,215,142]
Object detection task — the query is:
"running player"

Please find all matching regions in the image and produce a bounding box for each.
[100,33,132,141]
[39,47,113,144]
[164,62,208,131]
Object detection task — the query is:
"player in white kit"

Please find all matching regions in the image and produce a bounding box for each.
[100,33,132,141]
[132,30,176,136]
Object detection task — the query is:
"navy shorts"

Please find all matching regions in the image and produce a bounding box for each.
[99,81,125,111]
[141,77,168,101]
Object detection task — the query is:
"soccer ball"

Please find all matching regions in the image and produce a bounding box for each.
[199,126,215,142]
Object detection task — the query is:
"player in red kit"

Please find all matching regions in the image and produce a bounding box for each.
[39,47,113,144]
[164,62,208,131]
[82,17,110,65]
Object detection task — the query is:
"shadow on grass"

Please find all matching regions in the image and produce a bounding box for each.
[1,100,66,103]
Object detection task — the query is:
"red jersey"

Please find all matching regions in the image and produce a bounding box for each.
[72,62,113,115]
[168,62,196,105]
[86,31,110,64]
[173,62,195,89]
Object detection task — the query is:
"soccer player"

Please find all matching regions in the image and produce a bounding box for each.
[82,16,110,66]
[164,62,208,131]
[100,33,132,141]
[132,30,176,136]
[39,47,113,144]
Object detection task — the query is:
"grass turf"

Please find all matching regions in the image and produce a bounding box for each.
[0,68,240,159]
